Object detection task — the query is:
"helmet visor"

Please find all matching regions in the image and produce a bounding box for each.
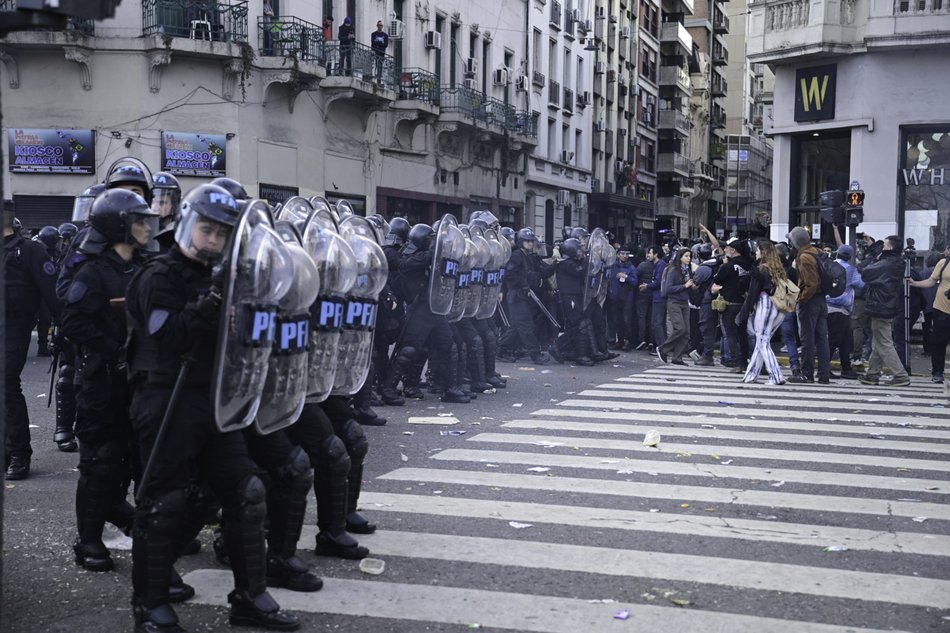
[175,209,234,264]
[152,189,181,228]
[128,212,161,252]
[72,195,95,223]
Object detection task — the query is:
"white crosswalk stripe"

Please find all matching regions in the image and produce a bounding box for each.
[183,363,950,631]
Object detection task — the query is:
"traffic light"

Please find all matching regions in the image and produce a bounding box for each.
[845,189,864,226]
[819,189,844,224]
[846,190,865,207]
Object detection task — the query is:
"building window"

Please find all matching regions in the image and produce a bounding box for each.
[533,29,542,74]
[899,126,950,252]
[548,119,557,161]
[548,38,557,79]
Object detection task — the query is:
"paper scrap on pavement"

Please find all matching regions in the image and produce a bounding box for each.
[400,454,409,462]
[508,521,533,529]
[440,430,467,436]
[408,416,460,425]
[527,467,551,473]
[531,441,564,448]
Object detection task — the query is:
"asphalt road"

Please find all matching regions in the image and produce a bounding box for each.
[3,338,948,633]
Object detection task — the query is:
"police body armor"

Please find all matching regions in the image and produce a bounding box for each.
[475,227,510,320]
[466,226,492,319]
[332,215,388,395]
[254,222,321,434]
[446,231,476,324]
[212,200,294,432]
[428,214,466,315]
[300,208,357,403]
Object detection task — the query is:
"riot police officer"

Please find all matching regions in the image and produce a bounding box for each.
[151,171,182,250]
[61,189,158,572]
[551,238,595,366]
[33,226,62,356]
[375,217,411,404]
[125,184,299,632]
[4,201,61,480]
[500,228,552,364]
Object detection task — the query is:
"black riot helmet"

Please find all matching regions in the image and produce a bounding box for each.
[58,222,79,244]
[561,225,574,241]
[569,227,590,240]
[469,209,500,229]
[403,223,435,255]
[36,226,62,251]
[560,237,582,260]
[210,177,249,201]
[151,171,182,229]
[83,189,159,254]
[71,183,106,224]
[499,226,515,247]
[515,227,537,251]
[175,184,240,264]
[387,216,411,246]
[106,164,153,204]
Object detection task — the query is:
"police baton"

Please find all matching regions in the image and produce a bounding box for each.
[135,349,196,506]
[46,344,59,408]
[497,301,511,329]
[527,289,562,330]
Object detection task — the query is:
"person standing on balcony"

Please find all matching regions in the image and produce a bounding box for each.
[338,16,355,76]
[370,20,390,84]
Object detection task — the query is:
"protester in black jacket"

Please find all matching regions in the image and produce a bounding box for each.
[857,236,910,386]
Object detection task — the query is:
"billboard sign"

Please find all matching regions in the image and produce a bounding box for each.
[161,131,227,177]
[8,128,96,174]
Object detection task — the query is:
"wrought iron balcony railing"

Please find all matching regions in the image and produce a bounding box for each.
[142,0,249,43]
[323,40,396,87]
[257,15,324,62]
[397,68,439,105]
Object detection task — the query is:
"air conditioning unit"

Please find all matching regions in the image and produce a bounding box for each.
[463,78,478,90]
[572,9,582,23]
[556,189,571,206]
[424,31,442,50]
[560,149,575,164]
[464,57,478,76]
[389,19,405,39]
[515,75,528,92]
[609,14,619,23]
[575,192,588,209]
[633,136,641,146]
[581,90,591,104]
[492,67,510,86]
[607,69,617,82]
[595,119,607,132]
[620,25,631,38]
[594,61,606,74]
[615,160,626,174]
[595,6,607,19]
[618,127,627,136]
[584,19,593,32]
[633,84,641,96]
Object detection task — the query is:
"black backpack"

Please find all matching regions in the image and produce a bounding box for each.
[808,252,847,298]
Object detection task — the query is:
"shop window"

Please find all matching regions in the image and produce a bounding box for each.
[900,127,950,252]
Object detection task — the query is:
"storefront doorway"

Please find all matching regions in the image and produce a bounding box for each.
[789,130,851,244]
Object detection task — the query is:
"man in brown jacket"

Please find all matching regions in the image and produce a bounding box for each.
[787,226,831,383]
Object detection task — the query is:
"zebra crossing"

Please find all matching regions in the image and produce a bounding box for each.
[183,364,949,632]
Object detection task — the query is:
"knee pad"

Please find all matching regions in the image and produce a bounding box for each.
[276,446,314,494]
[340,419,369,462]
[234,475,267,525]
[137,489,186,533]
[57,365,76,385]
[80,440,128,478]
[395,346,419,364]
[318,435,351,479]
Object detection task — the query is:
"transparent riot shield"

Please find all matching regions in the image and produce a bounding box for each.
[331,215,389,395]
[428,213,466,315]
[255,224,321,434]
[446,232,476,323]
[300,209,357,403]
[596,242,618,306]
[475,227,509,320]
[212,200,294,432]
[275,196,314,230]
[466,226,492,318]
[582,228,610,309]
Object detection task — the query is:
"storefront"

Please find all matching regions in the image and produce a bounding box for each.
[899,126,950,254]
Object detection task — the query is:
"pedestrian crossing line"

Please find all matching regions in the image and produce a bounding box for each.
[523,412,950,445]
[577,389,942,419]
[557,399,934,428]
[596,381,943,407]
[638,364,946,386]
[430,447,948,496]
[626,370,945,395]
[181,570,911,633]
[330,528,950,609]
[358,491,950,556]
[379,467,950,521]
[467,431,950,473]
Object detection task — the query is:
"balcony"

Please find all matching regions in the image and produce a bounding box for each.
[712,45,729,65]
[397,68,440,106]
[142,0,248,43]
[550,0,563,29]
[532,70,546,87]
[257,16,324,63]
[323,40,396,87]
[657,195,689,217]
[658,151,690,176]
[711,75,727,97]
[659,108,691,134]
[639,109,657,129]
[659,65,692,95]
[510,111,540,139]
[713,10,730,33]
[548,79,561,109]
[660,21,693,54]
[563,87,575,114]
[710,109,727,129]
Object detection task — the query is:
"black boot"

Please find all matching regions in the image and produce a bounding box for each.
[54,368,78,452]
[5,455,30,480]
[228,588,300,631]
[441,386,471,403]
[345,458,376,535]
[133,602,186,633]
[314,530,370,559]
[75,452,126,572]
[132,491,186,633]
[265,449,322,592]
[313,438,368,559]
[379,348,410,406]
[168,568,196,603]
[266,555,323,592]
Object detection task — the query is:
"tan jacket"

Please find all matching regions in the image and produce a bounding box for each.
[795,245,821,304]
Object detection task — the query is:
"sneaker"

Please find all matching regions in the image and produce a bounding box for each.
[635,341,648,351]
[694,357,714,367]
[671,358,688,366]
[886,376,911,387]
[656,348,668,363]
[857,374,879,385]
[787,375,813,384]
[839,370,859,379]
[933,373,944,384]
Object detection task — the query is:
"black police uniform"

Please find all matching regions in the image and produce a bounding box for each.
[553,257,595,364]
[125,246,298,631]
[4,232,60,477]
[34,242,59,356]
[500,247,551,361]
[61,249,143,570]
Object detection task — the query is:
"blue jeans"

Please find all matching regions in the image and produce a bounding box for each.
[797,298,831,381]
[651,300,667,349]
[780,310,799,370]
[699,303,718,360]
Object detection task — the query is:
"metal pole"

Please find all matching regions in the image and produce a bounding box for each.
[903,256,912,375]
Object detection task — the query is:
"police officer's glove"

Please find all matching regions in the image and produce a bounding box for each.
[196,288,223,320]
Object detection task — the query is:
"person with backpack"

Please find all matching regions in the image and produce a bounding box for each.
[911,241,950,383]
[857,235,911,386]
[826,244,864,379]
[787,227,832,384]
[737,240,795,384]
[690,243,719,366]
[657,247,693,365]
[711,238,753,371]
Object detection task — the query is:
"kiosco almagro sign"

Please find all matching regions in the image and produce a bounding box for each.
[161,131,227,177]
[8,128,96,174]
